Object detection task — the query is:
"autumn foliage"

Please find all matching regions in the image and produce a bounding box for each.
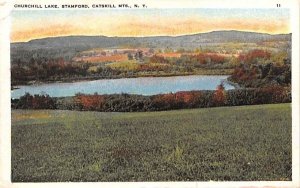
[238,50,271,64]
[75,94,105,110]
[192,53,226,64]
[230,62,291,88]
[149,55,171,64]
[213,84,226,106]
[13,85,290,112]
[151,91,204,110]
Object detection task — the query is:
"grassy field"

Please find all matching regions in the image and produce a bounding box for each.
[73,54,128,63]
[11,104,292,182]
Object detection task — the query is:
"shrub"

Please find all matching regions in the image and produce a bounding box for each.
[12,86,291,112]
[238,49,271,64]
[15,93,56,109]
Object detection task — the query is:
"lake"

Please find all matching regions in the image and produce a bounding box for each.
[11,75,235,99]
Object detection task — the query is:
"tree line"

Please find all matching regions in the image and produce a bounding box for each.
[11,49,289,86]
[12,85,291,112]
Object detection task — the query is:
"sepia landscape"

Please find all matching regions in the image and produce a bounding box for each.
[11,9,292,182]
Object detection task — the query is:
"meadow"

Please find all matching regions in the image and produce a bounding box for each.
[11,103,292,182]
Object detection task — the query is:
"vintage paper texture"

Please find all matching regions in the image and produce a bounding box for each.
[1,0,300,187]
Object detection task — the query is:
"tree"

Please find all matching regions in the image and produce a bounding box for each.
[238,49,271,64]
[213,84,226,106]
[16,93,56,109]
[127,53,133,60]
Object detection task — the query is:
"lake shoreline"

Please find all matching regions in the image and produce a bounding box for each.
[223,79,242,89]
[11,69,234,87]
[11,75,236,99]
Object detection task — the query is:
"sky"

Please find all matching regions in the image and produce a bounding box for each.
[11,9,290,42]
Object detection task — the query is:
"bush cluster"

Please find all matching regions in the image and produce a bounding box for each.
[12,85,291,112]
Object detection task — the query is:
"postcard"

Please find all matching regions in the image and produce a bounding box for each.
[0,0,299,187]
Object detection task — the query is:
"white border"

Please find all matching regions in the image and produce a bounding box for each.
[291,0,300,185]
[0,0,299,187]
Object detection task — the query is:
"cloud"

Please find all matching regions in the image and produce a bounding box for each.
[11,9,290,42]
[11,23,79,42]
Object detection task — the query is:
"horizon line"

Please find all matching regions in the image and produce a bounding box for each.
[11,29,292,43]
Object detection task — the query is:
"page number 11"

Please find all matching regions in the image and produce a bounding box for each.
[277,4,281,7]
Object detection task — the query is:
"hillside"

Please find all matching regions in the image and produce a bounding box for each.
[12,30,291,49]
[11,30,291,62]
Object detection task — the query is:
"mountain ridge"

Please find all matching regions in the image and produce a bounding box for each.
[11,30,291,62]
[13,30,291,44]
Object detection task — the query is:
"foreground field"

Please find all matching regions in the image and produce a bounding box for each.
[11,104,292,182]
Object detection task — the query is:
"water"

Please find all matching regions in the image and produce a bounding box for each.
[11,75,234,99]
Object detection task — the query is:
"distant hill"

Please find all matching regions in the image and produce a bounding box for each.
[11,30,291,62]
